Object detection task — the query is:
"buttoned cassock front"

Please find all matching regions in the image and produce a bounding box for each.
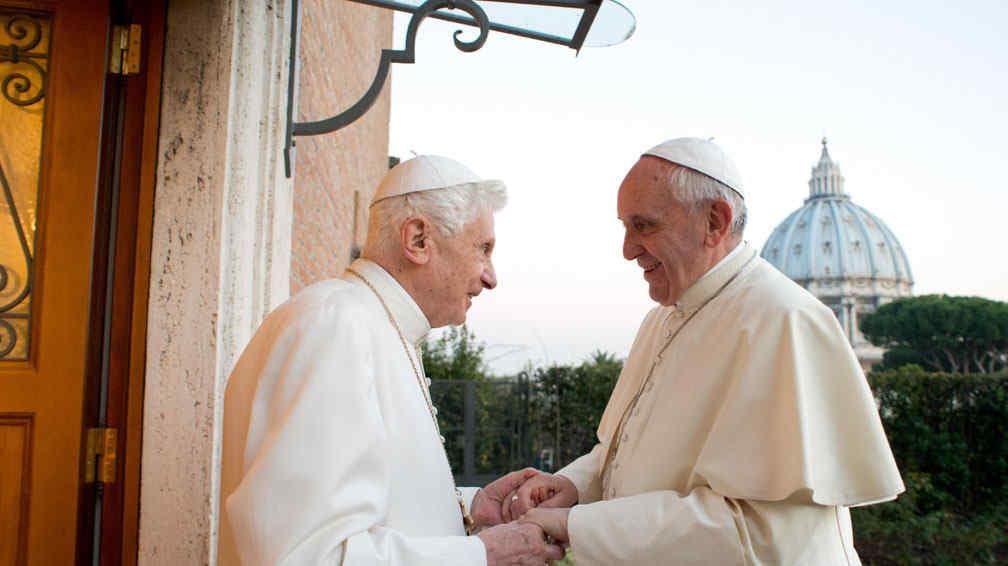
[218,259,485,565]
[558,243,904,565]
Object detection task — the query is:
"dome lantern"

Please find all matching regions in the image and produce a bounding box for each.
[807,138,847,200]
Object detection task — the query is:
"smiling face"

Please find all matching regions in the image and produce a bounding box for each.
[617,157,712,306]
[425,210,498,327]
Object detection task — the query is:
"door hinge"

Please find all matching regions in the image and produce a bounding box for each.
[109,24,142,76]
[84,427,118,484]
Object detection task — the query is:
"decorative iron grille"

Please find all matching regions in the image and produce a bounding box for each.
[0,10,50,360]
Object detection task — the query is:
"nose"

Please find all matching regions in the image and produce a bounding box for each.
[482,260,497,290]
[623,229,641,261]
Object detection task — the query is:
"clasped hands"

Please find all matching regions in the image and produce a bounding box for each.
[471,468,579,566]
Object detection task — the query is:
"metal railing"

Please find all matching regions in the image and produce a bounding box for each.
[430,374,607,487]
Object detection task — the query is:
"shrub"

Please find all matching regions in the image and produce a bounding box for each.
[854,368,1008,564]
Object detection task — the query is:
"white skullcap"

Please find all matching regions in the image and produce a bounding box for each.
[371,154,505,205]
[643,137,745,199]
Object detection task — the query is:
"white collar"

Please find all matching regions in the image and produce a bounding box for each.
[346,258,432,346]
[673,241,756,313]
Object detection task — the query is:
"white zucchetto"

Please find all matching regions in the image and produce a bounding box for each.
[371,155,505,205]
[643,137,745,199]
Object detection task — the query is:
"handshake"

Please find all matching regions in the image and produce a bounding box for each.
[470,468,580,566]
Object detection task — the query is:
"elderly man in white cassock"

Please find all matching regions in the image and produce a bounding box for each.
[218,155,565,566]
[506,138,905,565]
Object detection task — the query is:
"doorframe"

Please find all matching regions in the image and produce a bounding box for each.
[118,2,165,562]
[75,1,165,564]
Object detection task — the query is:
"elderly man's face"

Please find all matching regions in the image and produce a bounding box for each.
[426,210,498,327]
[618,157,710,306]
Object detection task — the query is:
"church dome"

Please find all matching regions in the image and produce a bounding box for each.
[761,140,914,370]
[761,140,913,291]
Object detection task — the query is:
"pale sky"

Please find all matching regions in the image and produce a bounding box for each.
[384,0,1008,375]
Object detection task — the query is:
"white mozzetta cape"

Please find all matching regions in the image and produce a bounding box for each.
[558,243,904,565]
[219,260,485,565]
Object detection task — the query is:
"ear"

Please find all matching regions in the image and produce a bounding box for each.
[401,216,433,265]
[705,200,734,247]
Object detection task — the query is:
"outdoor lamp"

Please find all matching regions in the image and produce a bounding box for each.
[284,0,636,176]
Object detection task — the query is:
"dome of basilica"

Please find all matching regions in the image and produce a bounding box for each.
[761,140,913,369]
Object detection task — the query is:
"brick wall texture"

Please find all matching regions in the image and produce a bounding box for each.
[291,1,392,293]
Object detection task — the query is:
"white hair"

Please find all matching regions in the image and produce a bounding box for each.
[665,164,747,235]
[362,182,507,257]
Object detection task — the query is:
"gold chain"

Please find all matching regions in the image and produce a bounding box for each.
[347,268,441,439]
[347,267,475,534]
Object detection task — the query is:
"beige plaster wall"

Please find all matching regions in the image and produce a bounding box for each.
[139,0,292,563]
[140,0,392,563]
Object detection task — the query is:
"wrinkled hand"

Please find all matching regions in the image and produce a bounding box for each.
[472,468,540,530]
[477,522,565,566]
[519,507,571,546]
[502,472,578,521]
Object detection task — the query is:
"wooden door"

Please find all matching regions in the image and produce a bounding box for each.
[0,1,111,564]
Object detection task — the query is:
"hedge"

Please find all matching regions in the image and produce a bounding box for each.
[853,367,1008,564]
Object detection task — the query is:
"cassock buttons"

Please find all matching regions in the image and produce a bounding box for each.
[432,407,438,416]
[440,435,446,444]
[426,378,432,386]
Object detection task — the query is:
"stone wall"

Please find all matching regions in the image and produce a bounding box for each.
[139,1,392,564]
[140,0,292,563]
[290,0,392,292]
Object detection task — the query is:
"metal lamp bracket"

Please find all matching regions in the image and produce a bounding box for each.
[283,0,619,178]
[284,0,494,177]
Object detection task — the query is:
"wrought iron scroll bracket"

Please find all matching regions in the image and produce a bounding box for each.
[284,0,491,177]
[0,12,49,107]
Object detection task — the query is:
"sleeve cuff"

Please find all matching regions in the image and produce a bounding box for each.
[557,446,604,504]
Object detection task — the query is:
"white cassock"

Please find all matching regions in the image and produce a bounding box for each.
[218,259,486,565]
[558,242,905,565]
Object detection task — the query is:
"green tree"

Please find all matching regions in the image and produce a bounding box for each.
[860,295,1008,373]
[423,325,489,382]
